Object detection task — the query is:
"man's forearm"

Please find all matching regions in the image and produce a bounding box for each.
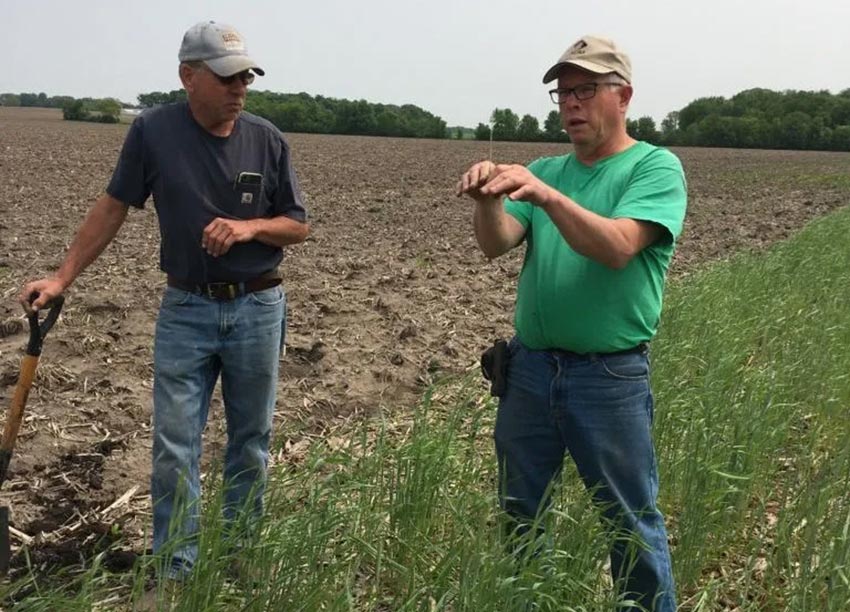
[473,199,522,259]
[541,192,654,269]
[249,215,309,247]
[55,195,129,287]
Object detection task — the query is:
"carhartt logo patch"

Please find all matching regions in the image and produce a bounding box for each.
[241,192,253,204]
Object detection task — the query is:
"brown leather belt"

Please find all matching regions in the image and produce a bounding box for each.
[167,274,281,301]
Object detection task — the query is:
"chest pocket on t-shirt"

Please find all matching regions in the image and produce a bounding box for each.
[232,172,266,217]
[237,184,261,205]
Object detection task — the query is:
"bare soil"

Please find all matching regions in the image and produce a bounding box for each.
[0,107,847,577]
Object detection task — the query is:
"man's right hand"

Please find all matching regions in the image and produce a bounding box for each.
[456,161,501,203]
[19,277,66,314]
[458,161,527,259]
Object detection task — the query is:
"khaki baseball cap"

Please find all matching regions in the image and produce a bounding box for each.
[178,21,265,77]
[542,35,631,84]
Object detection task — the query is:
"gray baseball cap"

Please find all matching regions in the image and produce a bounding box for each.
[178,21,265,77]
[542,35,631,84]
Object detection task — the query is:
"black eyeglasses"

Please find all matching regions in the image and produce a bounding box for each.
[548,83,622,104]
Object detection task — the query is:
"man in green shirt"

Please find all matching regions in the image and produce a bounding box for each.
[457,36,686,611]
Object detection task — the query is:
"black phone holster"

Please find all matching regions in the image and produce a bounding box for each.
[481,339,509,398]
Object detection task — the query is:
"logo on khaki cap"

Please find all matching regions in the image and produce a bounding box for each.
[568,40,589,55]
[542,35,631,84]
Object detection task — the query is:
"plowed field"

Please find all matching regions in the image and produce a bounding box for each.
[1,106,847,574]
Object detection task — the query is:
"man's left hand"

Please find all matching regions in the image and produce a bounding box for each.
[480,164,557,208]
[202,218,257,257]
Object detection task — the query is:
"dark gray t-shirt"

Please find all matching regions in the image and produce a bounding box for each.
[107,102,307,282]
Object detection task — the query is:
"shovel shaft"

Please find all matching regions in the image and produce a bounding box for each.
[0,355,39,488]
[2,355,39,452]
[0,297,62,573]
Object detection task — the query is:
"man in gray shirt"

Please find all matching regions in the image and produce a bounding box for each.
[20,21,309,582]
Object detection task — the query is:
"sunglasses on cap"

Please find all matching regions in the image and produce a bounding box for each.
[211,69,255,86]
[191,62,255,86]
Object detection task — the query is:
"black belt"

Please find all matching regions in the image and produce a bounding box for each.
[167,274,281,301]
[551,342,649,360]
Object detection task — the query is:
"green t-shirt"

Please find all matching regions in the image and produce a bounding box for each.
[504,141,687,353]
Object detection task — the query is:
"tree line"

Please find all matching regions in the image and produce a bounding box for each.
[0,92,123,123]
[473,109,570,143]
[473,89,850,151]
[656,88,850,151]
[138,90,448,138]
[4,87,850,150]
[1,92,76,108]
[246,91,447,138]
[2,89,447,138]
[473,109,661,145]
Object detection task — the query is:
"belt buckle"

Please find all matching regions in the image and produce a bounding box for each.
[204,282,237,300]
[205,282,239,301]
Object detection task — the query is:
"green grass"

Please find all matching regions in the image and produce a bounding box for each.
[3,206,850,611]
[651,204,850,609]
[797,173,850,191]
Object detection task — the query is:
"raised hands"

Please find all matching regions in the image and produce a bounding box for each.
[457,162,556,209]
[477,164,556,208]
[456,161,498,203]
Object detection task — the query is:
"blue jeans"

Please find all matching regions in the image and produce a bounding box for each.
[494,337,676,611]
[151,285,285,576]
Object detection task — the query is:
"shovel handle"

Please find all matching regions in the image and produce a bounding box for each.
[1,355,39,456]
[25,294,64,357]
[0,354,39,490]
[0,354,38,488]
[0,296,64,488]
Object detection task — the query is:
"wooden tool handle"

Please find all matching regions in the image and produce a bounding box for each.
[1,355,39,452]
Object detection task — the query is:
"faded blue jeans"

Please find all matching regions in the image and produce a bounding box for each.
[494,337,676,611]
[151,285,285,577]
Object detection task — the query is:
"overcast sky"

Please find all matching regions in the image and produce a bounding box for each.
[3,0,849,127]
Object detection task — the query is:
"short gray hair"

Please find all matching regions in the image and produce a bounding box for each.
[597,73,630,86]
